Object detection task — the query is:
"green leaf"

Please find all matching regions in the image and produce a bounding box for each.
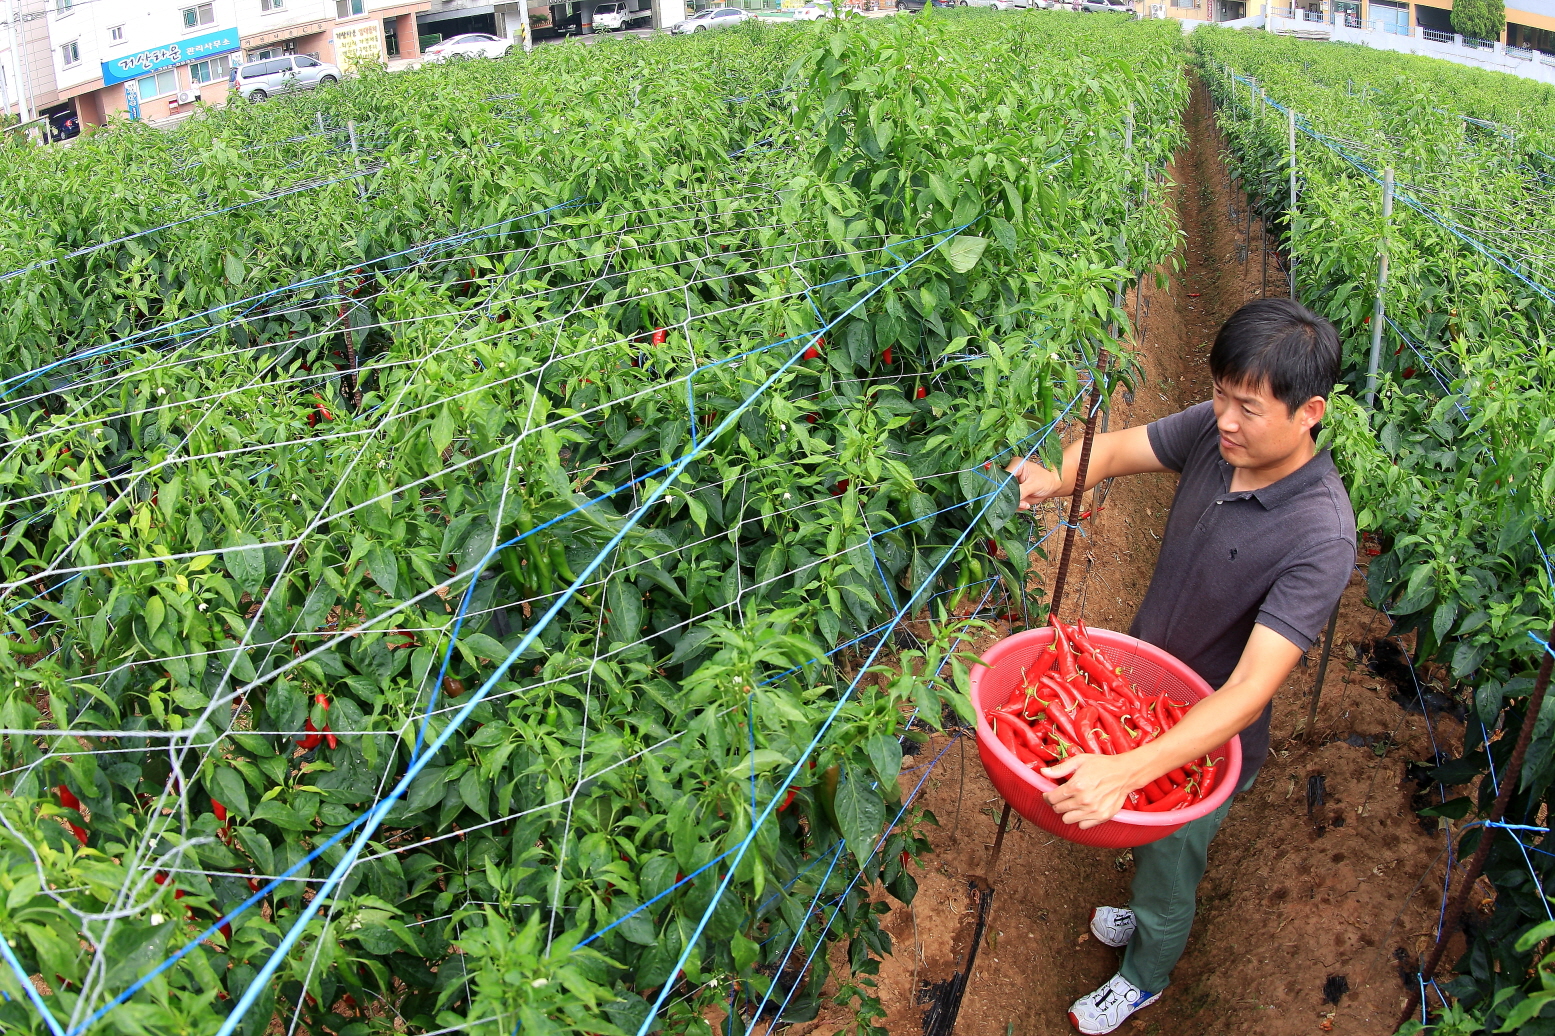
[431,404,456,460]
[209,766,250,817]
[458,631,509,662]
[223,534,266,596]
[731,931,759,973]
[832,767,885,869]
[725,749,791,777]
[223,253,246,286]
[865,733,902,788]
[943,236,989,274]
[366,543,398,598]
[458,769,489,819]
[144,594,166,638]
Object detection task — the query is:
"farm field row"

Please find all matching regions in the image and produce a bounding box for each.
[0,14,1187,1036]
[1196,26,1555,1034]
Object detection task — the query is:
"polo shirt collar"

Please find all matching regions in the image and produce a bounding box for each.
[1215,450,1336,510]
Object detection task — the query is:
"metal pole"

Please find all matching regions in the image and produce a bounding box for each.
[1303,600,1340,740]
[1364,166,1394,407]
[2,0,28,123]
[315,111,325,135]
[347,119,367,200]
[1288,107,1297,300]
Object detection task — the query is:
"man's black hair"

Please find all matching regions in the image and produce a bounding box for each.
[1209,298,1340,415]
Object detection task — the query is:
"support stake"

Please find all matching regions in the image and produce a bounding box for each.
[1288,107,1298,300]
[1364,166,1394,407]
[1048,353,1107,619]
[348,119,367,200]
[1398,621,1555,1028]
[1303,600,1341,741]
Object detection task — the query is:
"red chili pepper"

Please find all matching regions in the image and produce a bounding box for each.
[778,788,796,812]
[881,346,893,365]
[805,413,817,424]
[1137,782,1192,812]
[1093,708,1131,753]
[1051,621,1077,682]
[298,719,324,751]
[1027,645,1058,680]
[1198,756,1221,799]
[67,823,88,846]
[993,716,1018,755]
[652,327,667,345]
[57,785,81,811]
[831,479,849,496]
[314,693,330,710]
[915,385,928,399]
[1074,706,1106,755]
[1140,781,1164,804]
[212,799,228,823]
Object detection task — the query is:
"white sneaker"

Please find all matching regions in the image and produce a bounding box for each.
[1089,906,1136,948]
[1068,972,1161,1034]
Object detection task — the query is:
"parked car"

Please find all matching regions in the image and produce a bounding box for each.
[793,2,834,18]
[965,0,1017,8]
[1079,0,1134,11]
[233,54,341,103]
[422,33,513,61]
[899,0,955,10]
[47,111,80,142]
[670,7,752,31]
[590,2,651,27]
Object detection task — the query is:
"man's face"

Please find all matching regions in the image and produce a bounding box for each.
[1211,377,1325,469]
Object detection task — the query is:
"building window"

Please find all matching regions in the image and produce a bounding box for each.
[109,24,124,41]
[189,54,231,82]
[55,0,72,13]
[336,0,365,17]
[134,68,178,100]
[182,3,215,28]
[60,40,79,65]
[261,0,285,8]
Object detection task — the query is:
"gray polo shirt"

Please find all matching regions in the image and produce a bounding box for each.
[1129,401,1356,777]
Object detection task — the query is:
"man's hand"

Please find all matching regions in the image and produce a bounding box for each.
[1005,457,1063,511]
[1039,753,1145,828]
[999,426,1165,512]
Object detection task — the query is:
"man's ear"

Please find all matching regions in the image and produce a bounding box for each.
[1297,395,1326,433]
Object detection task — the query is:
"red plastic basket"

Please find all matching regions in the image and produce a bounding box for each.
[969,626,1242,848]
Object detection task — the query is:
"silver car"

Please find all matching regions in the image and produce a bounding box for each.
[233,54,341,103]
[670,7,752,32]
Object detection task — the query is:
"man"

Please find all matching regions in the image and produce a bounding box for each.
[1005,298,1356,1034]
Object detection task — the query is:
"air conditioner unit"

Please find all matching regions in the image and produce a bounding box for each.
[177,90,194,103]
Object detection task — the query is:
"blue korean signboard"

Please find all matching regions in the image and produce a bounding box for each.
[100,26,240,86]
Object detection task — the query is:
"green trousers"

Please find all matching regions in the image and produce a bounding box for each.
[1120,769,1259,993]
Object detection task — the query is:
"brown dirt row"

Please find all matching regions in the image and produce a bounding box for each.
[792,78,1465,1036]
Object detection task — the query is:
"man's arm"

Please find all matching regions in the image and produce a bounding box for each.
[1038,624,1305,828]
[1004,424,1168,511]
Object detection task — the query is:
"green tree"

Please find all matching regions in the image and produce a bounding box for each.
[1451,0,1506,42]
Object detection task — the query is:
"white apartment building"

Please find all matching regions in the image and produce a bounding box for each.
[0,0,429,131]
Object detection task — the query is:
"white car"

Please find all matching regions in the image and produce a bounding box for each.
[670,7,753,32]
[591,1,643,28]
[793,2,834,19]
[423,33,513,62]
[965,0,1016,7]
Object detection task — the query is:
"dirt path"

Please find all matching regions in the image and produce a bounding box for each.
[814,80,1463,1036]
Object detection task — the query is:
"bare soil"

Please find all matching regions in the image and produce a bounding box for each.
[802,80,1466,1036]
